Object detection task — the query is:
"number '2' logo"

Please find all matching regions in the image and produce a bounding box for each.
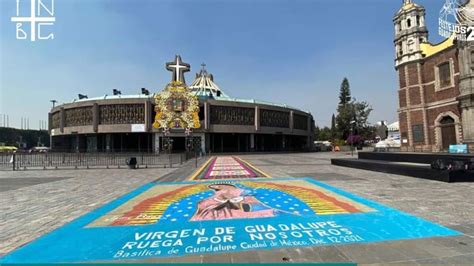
[467,26,474,41]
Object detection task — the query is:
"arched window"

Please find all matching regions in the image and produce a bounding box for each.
[408,39,415,52]
[398,22,402,32]
[416,15,420,26]
[440,116,455,125]
[407,18,411,28]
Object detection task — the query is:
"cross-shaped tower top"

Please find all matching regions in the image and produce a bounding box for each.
[166,55,190,84]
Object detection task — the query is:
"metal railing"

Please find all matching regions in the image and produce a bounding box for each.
[0,152,191,170]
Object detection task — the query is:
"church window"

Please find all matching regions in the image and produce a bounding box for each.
[412,125,424,143]
[408,39,415,52]
[416,15,420,26]
[471,51,474,68]
[438,62,451,88]
[407,18,411,28]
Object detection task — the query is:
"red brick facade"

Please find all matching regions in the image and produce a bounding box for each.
[397,47,462,152]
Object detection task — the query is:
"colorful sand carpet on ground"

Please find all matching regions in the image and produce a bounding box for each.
[0,177,459,263]
[191,156,269,180]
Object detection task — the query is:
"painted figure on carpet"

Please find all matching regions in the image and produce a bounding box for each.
[190,184,296,221]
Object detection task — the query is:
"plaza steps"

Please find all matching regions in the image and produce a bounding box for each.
[331,152,474,183]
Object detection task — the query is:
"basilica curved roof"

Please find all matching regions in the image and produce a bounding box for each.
[67,61,307,113]
[70,94,305,112]
[189,64,229,98]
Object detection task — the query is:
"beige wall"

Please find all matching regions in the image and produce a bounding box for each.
[50,97,314,138]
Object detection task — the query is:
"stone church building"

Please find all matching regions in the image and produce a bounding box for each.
[394,0,474,152]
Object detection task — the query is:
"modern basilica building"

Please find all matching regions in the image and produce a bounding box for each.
[49,56,314,153]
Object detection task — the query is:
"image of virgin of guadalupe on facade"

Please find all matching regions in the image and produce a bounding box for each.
[190,183,298,221]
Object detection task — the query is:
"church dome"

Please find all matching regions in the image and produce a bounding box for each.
[396,0,423,15]
[189,64,229,98]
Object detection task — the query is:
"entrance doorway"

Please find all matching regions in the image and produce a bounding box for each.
[160,136,201,153]
[160,137,185,152]
[439,116,456,150]
[171,137,185,152]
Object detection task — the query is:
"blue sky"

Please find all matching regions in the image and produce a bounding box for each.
[0,0,447,129]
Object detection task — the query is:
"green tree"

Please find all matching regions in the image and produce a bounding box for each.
[335,78,353,139]
[0,128,50,148]
[314,126,320,140]
[316,127,332,141]
[352,100,373,138]
[336,100,373,140]
[330,114,337,139]
[360,125,376,140]
[336,103,354,139]
[339,78,351,105]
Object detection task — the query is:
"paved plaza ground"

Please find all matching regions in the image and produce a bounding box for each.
[1,152,474,264]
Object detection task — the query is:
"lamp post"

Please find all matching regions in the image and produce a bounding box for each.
[185,128,197,168]
[350,120,356,157]
[162,128,172,168]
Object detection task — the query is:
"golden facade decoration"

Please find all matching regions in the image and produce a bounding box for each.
[153,81,200,129]
[153,55,200,130]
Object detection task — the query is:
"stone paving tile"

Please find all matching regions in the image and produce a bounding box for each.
[415,238,465,258]
[284,247,322,262]
[255,248,294,263]
[0,167,175,255]
[0,177,75,192]
[439,252,474,264]
[310,246,353,262]
[410,258,449,265]
[230,251,260,263]
[433,235,474,255]
[451,224,474,237]
[201,253,233,263]
[363,243,413,262]
[335,243,386,264]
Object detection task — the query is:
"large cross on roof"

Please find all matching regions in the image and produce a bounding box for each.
[166,55,190,84]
